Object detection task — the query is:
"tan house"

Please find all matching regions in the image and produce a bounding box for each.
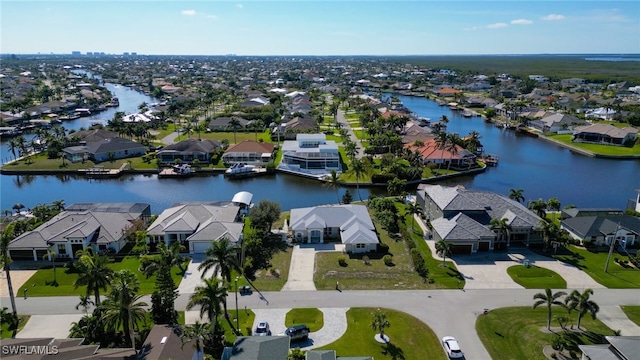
[222,140,275,166]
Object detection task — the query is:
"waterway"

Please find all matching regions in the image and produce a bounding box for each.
[1,86,638,213]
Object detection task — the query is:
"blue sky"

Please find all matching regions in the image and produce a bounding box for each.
[1,1,639,55]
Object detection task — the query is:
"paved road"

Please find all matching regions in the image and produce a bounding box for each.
[6,289,639,359]
[335,109,364,159]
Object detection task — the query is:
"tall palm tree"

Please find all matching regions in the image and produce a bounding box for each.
[73,249,113,305]
[198,238,239,283]
[51,199,65,212]
[370,308,390,340]
[186,277,228,338]
[434,131,448,172]
[508,188,525,203]
[350,158,365,202]
[533,288,567,330]
[323,169,341,204]
[250,120,264,141]
[76,294,94,315]
[43,247,58,285]
[141,241,188,277]
[228,117,241,144]
[181,321,211,360]
[565,288,600,329]
[540,220,560,252]
[490,217,512,249]
[1,224,18,318]
[446,133,461,172]
[101,270,148,353]
[435,239,453,267]
[405,202,422,230]
[528,198,548,219]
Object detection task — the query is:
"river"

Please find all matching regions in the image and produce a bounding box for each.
[1,87,638,213]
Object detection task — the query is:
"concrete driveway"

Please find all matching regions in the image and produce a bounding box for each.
[177,257,217,294]
[1,270,36,297]
[282,244,345,292]
[16,314,83,339]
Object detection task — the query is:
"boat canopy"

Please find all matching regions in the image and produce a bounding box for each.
[232,191,254,206]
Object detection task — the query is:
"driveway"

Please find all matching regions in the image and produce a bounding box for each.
[16,314,83,339]
[177,257,216,294]
[281,244,345,292]
[1,270,36,297]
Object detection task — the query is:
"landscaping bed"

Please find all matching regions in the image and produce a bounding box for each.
[507,265,567,289]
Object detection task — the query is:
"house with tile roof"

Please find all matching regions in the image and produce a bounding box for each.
[404,139,476,169]
[157,138,222,164]
[222,140,275,166]
[289,204,379,253]
[417,184,543,253]
[146,201,244,254]
[8,203,150,261]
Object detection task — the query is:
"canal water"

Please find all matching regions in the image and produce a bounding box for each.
[1,87,638,213]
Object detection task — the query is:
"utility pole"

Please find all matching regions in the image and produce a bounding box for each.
[235,277,239,331]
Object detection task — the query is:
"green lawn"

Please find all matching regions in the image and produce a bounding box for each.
[198,130,272,144]
[221,309,255,343]
[2,152,157,171]
[553,246,640,288]
[477,306,615,360]
[250,247,292,291]
[548,134,640,156]
[621,306,640,327]
[317,308,446,360]
[285,308,324,332]
[19,256,187,297]
[314,204,461,290]
[1,315,29,339]
[506,265,567,289]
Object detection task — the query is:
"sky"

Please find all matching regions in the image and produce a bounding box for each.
[1,0,639,56]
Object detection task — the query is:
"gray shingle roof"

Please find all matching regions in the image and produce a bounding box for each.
[290,205,378,245]
[562,215,640,238]
[85,137,145,154]
[223,336,290,360]
[158,138,221,154]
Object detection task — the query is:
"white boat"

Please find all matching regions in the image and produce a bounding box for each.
[225,163,256,174]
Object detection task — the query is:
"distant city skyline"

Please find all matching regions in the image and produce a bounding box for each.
[1,1,639,56]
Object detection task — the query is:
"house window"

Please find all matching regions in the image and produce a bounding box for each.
[356,244,366,249]
[124,150,129,155]
[57,244,67,255]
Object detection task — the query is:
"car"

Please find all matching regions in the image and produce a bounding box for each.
[254,321,271,336]
[442,336,463,358]
[284,325,310,342]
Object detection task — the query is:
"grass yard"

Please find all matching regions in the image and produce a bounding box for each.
[2,152,157,171]
[620,306,640,327]
[317,307,446,360]
[285,308,324,332]
[477,307,615,360]
[19,256,187,297]
[198,130,272,144]
[249,246,292,291]
[553,246,640,288]
[1,315,30,339]
[547,134,640,156]
[506,265,567,289]
[221,309,255,343]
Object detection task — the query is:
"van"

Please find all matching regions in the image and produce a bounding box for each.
[284,325,310,342]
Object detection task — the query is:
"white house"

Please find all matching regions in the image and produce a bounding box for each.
[278,134,341,176]
[289,204,379,253]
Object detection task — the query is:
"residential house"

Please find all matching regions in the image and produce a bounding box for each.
[401,121,434,145]
[67,128,118,144]
[7,203,150,260]
[579,336,640,360]
[272,115,319,140]
[239,96,270,108]
[157,138,222,164]
[146,200,245,254]
[561,215,640,247]
[572,123,638,146]
[404,139,476,169]
[560,208,625,220]
[278,134,341,175]
[1,338,134,359]
[529,113,585,133]
[417,184,543,253]
[221,336,290,360]
[208,116,251,131]
[222,140,275,166]
[435,88,461,97]
[289,204,379,253]
[83,137,147,162]
[139,325,197,360]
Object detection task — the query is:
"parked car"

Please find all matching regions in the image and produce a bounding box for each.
[255,321,271,336]
[442,336,463,358]
[284,325,310,342]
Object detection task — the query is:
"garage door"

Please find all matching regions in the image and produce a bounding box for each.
[478,242,490,252]
[191,241,213,254]
[9,250,34,260]
[451,244,473,255]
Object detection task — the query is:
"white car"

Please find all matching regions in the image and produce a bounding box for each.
[255,321,271,336]
[442,336,463,358]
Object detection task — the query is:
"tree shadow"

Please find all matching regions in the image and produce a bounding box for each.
[381,341,405,360]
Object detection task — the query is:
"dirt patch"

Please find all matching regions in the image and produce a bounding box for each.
[0,270,37,297]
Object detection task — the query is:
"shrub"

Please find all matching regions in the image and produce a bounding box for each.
[378,243,390,253]
[383,255,393,266]
[410,248,428,278]
[337,255,347,267]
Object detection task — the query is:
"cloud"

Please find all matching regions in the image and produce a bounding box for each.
[542,14,565,21]
[181,10,196,16]
[511,19,533,25]
[206,15,218,19]
[486,22,508,29]
[236,4,243,8]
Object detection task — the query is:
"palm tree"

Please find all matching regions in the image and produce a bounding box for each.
[101,270,148,353]
[565,289,600,329]
[141,241,188,277]
[186,277,228,338]
[76,294,94,315]
[490,218,512,249]
[51,199,65,212]
[405,202,423,230]
[508,188,525,204]
[370,308,390,341]
[532,288,567,330]
[434,131,448,172]
[350,158,365,202]
[446,133,461,172]
[547,197,561,213]
[7,138,20,160]
[435,239,453,267]
[43,247,58,285]
[181,321,211,360]
[528,198,548,219]
[250,120,265,141]
[228,117,241,144]
[1,224,18,318]
[198,238,239,282]
[540,220,560,252]
[323,170,341,204]
[73,249,113,305]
